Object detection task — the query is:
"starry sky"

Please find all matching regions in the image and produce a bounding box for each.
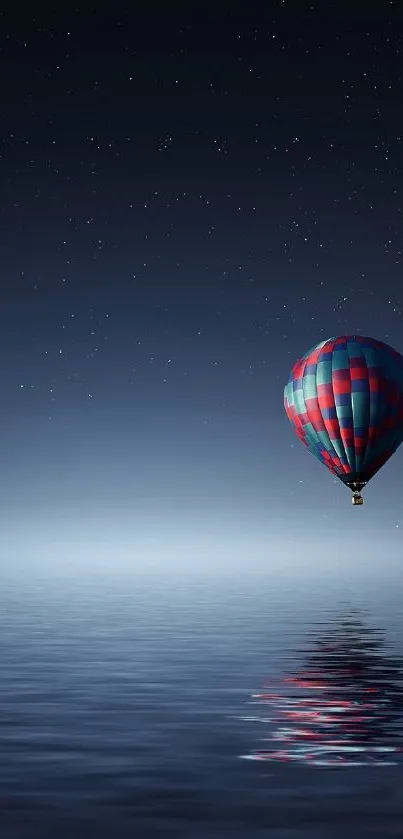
[2,3,403,577]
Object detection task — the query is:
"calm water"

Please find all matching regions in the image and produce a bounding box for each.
[1,570,403,838]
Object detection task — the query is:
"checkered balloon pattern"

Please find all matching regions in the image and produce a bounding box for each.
[284,336,403,485]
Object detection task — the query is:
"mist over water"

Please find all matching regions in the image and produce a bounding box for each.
[1,565,403,838]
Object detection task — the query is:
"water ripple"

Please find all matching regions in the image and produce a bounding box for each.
[1,573,403,838]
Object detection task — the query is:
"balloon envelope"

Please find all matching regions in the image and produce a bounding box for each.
[284,335,403,488]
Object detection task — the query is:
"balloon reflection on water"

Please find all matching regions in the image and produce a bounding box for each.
[241,612,403,767]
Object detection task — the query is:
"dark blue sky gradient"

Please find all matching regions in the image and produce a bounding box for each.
[1,3,403,575]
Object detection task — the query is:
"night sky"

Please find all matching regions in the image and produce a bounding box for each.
[2,3,403,577]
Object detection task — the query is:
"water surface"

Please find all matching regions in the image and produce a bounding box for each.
[1,570,403,838]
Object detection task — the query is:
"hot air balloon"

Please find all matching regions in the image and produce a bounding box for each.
[284,335,403,505]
